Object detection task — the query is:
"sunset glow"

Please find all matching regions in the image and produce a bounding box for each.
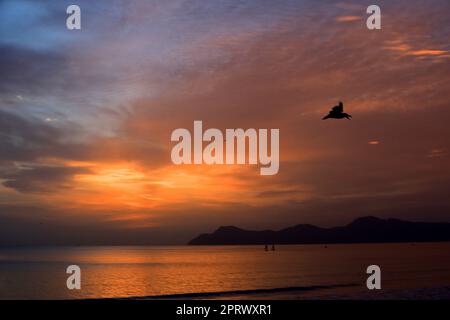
[1,0,449,245]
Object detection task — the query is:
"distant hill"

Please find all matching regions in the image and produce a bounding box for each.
[188,216,450,245]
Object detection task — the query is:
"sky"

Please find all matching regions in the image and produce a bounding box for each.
[0,0,449,245]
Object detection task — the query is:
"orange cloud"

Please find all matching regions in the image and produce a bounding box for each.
[335,15,361,22]
[409,50,447,56]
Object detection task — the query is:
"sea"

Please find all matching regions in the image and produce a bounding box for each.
[1,243,450,299]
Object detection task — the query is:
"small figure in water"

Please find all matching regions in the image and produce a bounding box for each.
[271,244,275,251]
[265,245,268,251]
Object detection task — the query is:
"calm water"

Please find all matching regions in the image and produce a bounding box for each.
[1,243,450,299]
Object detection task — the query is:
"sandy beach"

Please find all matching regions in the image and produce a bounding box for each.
[225,286,450,300]
[119,284,450,300]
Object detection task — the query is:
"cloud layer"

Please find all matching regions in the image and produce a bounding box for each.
[0,0,449,244]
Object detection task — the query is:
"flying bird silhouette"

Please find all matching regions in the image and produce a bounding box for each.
[322,101,352,120]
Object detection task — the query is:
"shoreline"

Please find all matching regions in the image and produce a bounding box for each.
[100,283,357,300]
[94,285,450,301]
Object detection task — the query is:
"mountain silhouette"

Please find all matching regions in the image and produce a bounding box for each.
[322,101,352,120]
[188,216,450,245]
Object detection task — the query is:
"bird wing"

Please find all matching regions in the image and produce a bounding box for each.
[332,102,343,113]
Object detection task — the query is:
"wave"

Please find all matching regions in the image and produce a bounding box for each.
[98,283,357,300]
